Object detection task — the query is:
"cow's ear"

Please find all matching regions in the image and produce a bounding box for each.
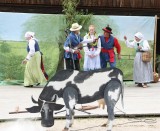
[53,104,64,111]
[26,106,40,113]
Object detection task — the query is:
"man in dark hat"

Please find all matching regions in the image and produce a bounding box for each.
[99,25,121,68]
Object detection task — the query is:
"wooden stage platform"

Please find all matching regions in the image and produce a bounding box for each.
[0,81,160,121]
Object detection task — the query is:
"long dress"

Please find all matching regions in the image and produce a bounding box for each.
[125,39,153,83]
[83,33,101,71]
[24,38,47,86]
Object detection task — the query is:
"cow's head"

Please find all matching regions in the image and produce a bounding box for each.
[26,95,64,127]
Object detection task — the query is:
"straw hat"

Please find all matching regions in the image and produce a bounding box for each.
[70,23,82,31]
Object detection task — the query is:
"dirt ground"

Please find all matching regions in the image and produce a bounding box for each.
[0,117,160,131]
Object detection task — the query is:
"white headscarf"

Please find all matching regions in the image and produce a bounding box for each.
[24,31,35,38]
[134,32,144,41]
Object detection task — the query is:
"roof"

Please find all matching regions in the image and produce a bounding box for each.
[0,0,160,16]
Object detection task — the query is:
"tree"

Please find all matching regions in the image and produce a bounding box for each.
[22,14,65,43]
[56,0,92,71]
[22,14,65,78]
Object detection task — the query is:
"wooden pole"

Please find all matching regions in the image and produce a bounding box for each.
[154,15,157,73]
[9,111,28,114]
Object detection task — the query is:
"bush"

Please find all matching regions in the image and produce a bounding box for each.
[0,41,11,53]
[0,53,24,80]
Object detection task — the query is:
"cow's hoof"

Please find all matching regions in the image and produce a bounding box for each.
[62,127,69,131]
[69,123,73,127]
[101,123,107,127]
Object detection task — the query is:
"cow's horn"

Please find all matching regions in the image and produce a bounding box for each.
[31,95,38,104]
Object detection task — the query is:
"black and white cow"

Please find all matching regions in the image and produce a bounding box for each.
[26,68,124,131]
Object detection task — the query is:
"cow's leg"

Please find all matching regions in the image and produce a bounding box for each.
[63,87,78,131]
[104,79,121,131]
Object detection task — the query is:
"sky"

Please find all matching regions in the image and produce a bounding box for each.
[0,12,34,41]
[0,12,156,41]
[110,15,155,40]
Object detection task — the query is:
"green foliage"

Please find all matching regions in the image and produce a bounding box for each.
[62,0,80,28]
[58,0,93,71]
[115,41,135,80]
[21,14,65,43]
[0,41,11,53]
[0,52,24,80]
[0,39,154,81]
[0,14,155,83]
[40,42,59,79]
[89,15,119,36]
[56,34,65,71]
[62,0,92,29]
[75,14,92,37]
[21,14,66,74]
[59,3,137,80]
[0,41,59,81]
[116,59,134,80]
[0,41,26,80]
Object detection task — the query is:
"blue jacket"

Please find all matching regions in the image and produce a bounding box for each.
[64,32,83,60]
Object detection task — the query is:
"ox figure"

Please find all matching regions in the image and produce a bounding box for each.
[26,68,124,131]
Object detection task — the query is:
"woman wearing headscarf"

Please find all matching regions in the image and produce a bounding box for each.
[22,31,48,87]
[124,32,153,88]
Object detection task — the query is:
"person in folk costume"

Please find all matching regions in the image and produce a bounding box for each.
[83,25,101,71]
[98,27,121,109]
[124,32,153,88]
[99,25,121,68]
[80,25,105,110]
[22,31,48,87]
[64,23,96,70]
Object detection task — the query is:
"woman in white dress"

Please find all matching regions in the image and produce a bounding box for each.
[124,32,153,88]
[81,25,105,110]
[83,25,101,71]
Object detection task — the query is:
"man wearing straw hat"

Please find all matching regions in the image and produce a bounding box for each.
[64,23,97,70]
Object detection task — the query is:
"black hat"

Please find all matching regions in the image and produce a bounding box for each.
[102,25,112,34]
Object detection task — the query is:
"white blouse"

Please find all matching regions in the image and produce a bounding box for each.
[83,34,101,56]
[125,39,150,51]
[26,38,36,60]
